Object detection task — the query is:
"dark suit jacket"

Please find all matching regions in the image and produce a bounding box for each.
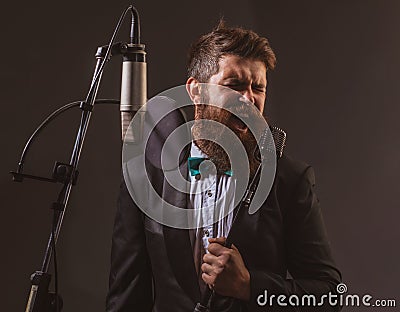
[106,153,342,312]
[106,101,342,311]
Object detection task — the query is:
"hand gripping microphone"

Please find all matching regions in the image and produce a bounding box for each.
[120,9,147,143]
[194,126,286,312]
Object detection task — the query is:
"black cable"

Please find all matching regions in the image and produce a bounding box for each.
[15,98,118,310]
[52,222,58,311]
[196,162,263,311]
[16,99,119,174]
[16,5,142,310]
[130,6,140,44]
[16,4,141,171]
[18,101,79,173]
[52,185,66,312]
[69,5,138,168]
[83,5,137,107]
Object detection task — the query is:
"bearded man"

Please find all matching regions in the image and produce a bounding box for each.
[106,21,342,312]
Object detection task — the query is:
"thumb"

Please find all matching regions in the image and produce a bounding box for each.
[208,236,226,245]
[231,244,239,252]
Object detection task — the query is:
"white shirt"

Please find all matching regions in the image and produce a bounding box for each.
[189,143,236,253]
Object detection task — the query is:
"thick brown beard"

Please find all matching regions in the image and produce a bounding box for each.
[192,104,260,178]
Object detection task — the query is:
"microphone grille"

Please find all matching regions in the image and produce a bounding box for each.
[255,126,287,161]
[270,126,286,158]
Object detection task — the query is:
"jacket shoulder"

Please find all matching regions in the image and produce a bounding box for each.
[277,153,311,178]
[275,154,314,192]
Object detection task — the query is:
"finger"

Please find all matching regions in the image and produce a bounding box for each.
[202,253,216,265]
[203,253,226,269]
[201,272,215,286]
[201,262,214,275]
[208,236,226,245]
[207,243,228,256]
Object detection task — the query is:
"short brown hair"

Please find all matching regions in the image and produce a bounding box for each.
[187,20,276,82]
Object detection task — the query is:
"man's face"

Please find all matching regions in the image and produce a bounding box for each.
[189,55,267,175]
[208,54,267,114]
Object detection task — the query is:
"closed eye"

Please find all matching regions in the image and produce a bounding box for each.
[222,82,243,90]
[252,84,266,93]
[222,80,266,92]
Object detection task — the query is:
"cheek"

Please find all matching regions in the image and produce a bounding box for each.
[255,96,266,113]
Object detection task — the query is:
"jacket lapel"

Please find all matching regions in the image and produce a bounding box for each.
[162,160,201,303]
[143,99,200,302]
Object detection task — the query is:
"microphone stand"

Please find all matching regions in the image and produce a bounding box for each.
[8,5,142,311]
[10,5,142,311]
[21,49,106,312]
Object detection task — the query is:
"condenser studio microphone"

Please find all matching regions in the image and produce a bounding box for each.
[120,6,146,143]
[120,43,147,143]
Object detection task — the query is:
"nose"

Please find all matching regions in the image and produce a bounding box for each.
[240,87,255,104]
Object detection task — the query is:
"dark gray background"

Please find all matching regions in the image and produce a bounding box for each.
[1,0,399,311]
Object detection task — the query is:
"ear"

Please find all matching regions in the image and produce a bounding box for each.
[186,77,202,104]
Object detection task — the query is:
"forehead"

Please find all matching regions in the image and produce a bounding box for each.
[209,54,267,83]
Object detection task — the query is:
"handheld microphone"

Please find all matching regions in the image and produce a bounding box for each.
[194,127,287,312]
[254,126,286,162]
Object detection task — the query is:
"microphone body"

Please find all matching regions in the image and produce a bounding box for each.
[194,126,287,312]
[120,44,147,142]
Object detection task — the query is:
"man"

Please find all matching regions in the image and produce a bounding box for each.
[106,21,341,311]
